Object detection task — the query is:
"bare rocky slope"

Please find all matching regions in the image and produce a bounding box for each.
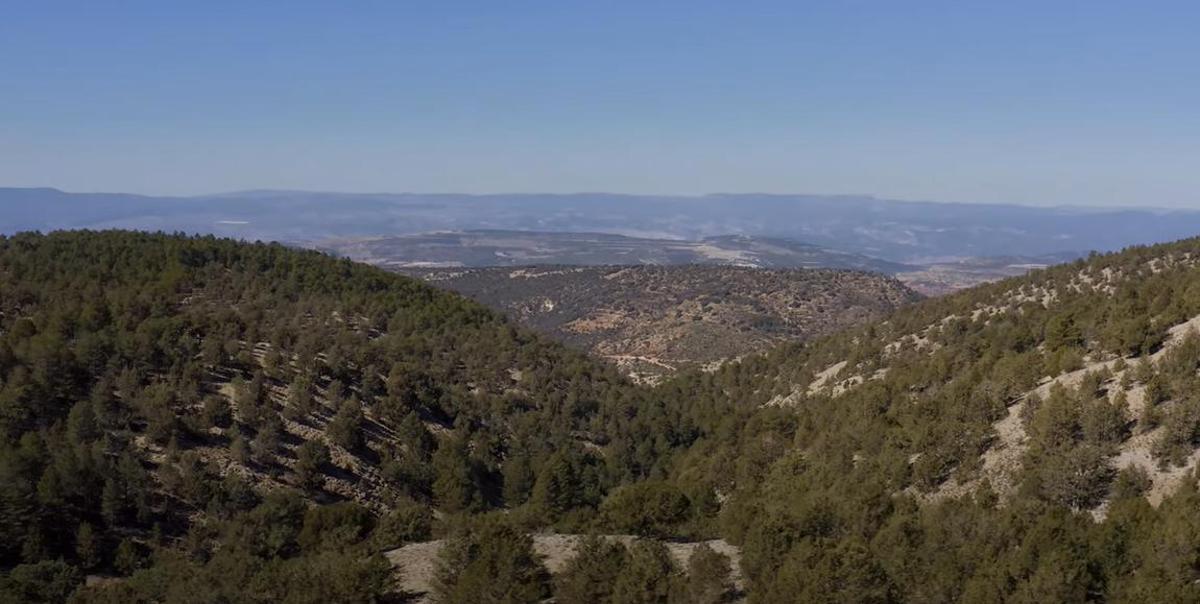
[400,264,922,381]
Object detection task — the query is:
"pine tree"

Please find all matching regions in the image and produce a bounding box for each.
[432,438,480,514]
[235,372,267,427]
[684,544,733,604]
[100,478,122,526]
[252,417,284,465]
[371,501,433,550]
[502,451,535,507]
[286,375,315,420]
[555,536,628,604]
[398,411,434,460]
[201,395,232,429]
[75,522,100,569]
[434,518,550,604]
[611,540,680,604]
[230,430,251,465]
[530,452,581,519]
[113,538,141,575]
[328,398,365,451]
[67,400,99,444]
[295,440,330,494]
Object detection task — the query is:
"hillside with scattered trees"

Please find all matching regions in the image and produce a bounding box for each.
[9,230,1200,602]
[660,238,1200,602]
[0,231,724,602]
[402,264,919,381]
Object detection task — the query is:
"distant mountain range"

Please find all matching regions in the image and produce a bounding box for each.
[4,187,1200,262]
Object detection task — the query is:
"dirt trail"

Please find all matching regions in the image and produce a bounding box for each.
[385,534,742,602]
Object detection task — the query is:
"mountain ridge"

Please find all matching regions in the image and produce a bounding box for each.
[10,230,1200,601]
[7,187,1200,261]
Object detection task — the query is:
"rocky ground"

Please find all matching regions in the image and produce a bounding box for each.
[401,265,921,381]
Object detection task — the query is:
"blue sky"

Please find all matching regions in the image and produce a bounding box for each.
[1,1,1197,206]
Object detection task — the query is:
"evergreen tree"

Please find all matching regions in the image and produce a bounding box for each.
[611,540,680,604]
[432,438,481,514]
[328,398,365,451]
[371,500,433,551]
[286,374,315,420]
[201,394,232,429]
[684,544,733,604]
[599,481,691,539]
[502,451,535,507]
[113,538,142,575]
[434,518,550,604]
[75,522,100,570]
[555,536,629,604]
[295,440,331,493]
[252,417,284,465]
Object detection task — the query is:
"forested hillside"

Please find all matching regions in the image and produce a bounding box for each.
[9,230,1200,602]
[0,231,726,602]
[661,238,1200,601]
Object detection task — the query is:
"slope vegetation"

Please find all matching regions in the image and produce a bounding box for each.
[404,264,920,380]
[12,231,1200,602]
[660,238,1200,601]
[0,231,720,602]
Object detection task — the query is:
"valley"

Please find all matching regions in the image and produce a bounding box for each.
[319,230,916,274]
[399,264,920,381]
[9,230,1200,602]
[7,4,1194,602]
[7,186,1198,268]
[322,228,1073,295]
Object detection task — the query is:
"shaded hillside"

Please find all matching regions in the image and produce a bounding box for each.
[0,231,719,602]
[403,265,921,380]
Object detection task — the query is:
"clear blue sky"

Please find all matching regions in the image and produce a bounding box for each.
[2,1,1197,206]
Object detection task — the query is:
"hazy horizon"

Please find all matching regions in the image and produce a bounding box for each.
[3,185,1197,213]
[4,3,1198,208]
